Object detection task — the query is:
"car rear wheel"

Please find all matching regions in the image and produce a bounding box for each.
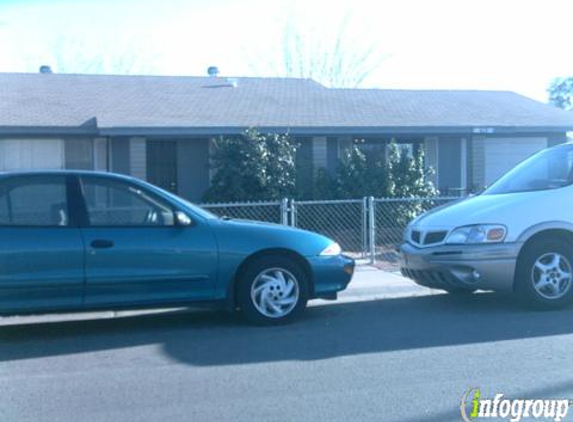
[515,238,573,310]
[238,256,309,325]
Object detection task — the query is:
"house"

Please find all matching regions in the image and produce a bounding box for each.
[1,71,572,201]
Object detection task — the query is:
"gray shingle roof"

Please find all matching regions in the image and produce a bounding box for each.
[0,72,572,135]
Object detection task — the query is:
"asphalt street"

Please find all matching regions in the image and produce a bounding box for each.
[1,268,573,422]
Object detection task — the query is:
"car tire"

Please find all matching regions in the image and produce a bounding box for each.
[515,238,573,310]
[237,256,309,325]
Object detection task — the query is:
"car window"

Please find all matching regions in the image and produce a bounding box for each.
[0,176,68,226]
[81,177,175,226]
[484,144,573,195]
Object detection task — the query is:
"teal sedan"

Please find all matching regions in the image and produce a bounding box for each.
[0,171,354,324]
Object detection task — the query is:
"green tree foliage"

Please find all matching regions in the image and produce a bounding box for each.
[205,131,436,204]
[548,77,573,111]
[203,129,297,202]
[334,146,388,199]
[310,140,436,200]
[386,142,437,198]
[335,146,370,198]
[311,167,337,200]
[385,142,438,226]
[264,131,298,199]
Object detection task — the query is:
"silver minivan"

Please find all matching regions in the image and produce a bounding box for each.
[400,142,573,309]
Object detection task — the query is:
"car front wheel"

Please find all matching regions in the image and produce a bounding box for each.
[516,238,573,310]
[238,256,309,325]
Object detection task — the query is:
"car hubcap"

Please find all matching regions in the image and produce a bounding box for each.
[250,268,299,318]
[531,252,572,300]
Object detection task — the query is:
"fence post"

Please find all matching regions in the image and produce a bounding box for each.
[289,199,297,227]
[362,197,368,259]
[368,196,376,264]
[280,198,289,225]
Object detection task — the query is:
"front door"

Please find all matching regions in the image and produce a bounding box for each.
[147,140,178,193]
[0,175,84,312]
[77,175,217,307]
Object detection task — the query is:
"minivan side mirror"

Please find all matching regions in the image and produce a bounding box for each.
[174,211,192,226]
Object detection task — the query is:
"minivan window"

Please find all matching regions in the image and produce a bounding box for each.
[484,144,573,195]
[81,177,175,226]
[0,176,69,226]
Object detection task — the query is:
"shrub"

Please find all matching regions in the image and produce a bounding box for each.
[203,129,297,202]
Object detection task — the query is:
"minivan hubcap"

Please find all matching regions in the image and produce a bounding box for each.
[251,268,299,318]
[531,252,572,300]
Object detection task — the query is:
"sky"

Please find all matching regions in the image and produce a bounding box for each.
[0,0,571,102]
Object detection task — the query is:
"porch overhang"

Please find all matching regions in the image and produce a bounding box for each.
[98,125,573,137]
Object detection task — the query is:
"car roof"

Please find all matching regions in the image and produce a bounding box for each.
[0,169,137,181]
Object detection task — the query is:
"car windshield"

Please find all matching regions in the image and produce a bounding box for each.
[484,144,573,195]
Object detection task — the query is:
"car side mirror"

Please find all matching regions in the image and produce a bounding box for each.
[174,211,192,226]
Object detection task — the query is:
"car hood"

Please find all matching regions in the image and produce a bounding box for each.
[211,217,335,257]
[414,191,548,229]
[219,218,308,233]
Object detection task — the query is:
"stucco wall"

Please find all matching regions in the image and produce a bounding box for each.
[470,136,486,190]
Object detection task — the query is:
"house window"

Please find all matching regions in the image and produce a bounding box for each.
[399,143,415,157]
[352,138,386,164]
[352,138,422,164]
[0,139,64,171]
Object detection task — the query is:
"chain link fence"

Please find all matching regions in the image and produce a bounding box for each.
[372,197,459,266]
[200,196,463,265]
[293,199,367,257]
[201,201,284,224]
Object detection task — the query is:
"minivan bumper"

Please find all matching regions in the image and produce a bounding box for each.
[400,242,522,292]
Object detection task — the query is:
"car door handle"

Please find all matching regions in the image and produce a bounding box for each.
[91,239,114,249]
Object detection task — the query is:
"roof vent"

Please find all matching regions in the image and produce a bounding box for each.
[207,66,219,77]
[39,65,53,74]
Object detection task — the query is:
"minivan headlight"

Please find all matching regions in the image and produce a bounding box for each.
[320,242,342,256]
[445,225,506,244]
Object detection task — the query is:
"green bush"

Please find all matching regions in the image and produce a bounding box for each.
[204,131,437,206]
[203,129,297,202]
[306,140,436,203]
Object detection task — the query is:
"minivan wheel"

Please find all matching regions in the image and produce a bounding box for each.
[515,239,573,310]
[237,256,309,325]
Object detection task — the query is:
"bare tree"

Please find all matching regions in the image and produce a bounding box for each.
[250,14,387,88]
[36,34,158,75]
